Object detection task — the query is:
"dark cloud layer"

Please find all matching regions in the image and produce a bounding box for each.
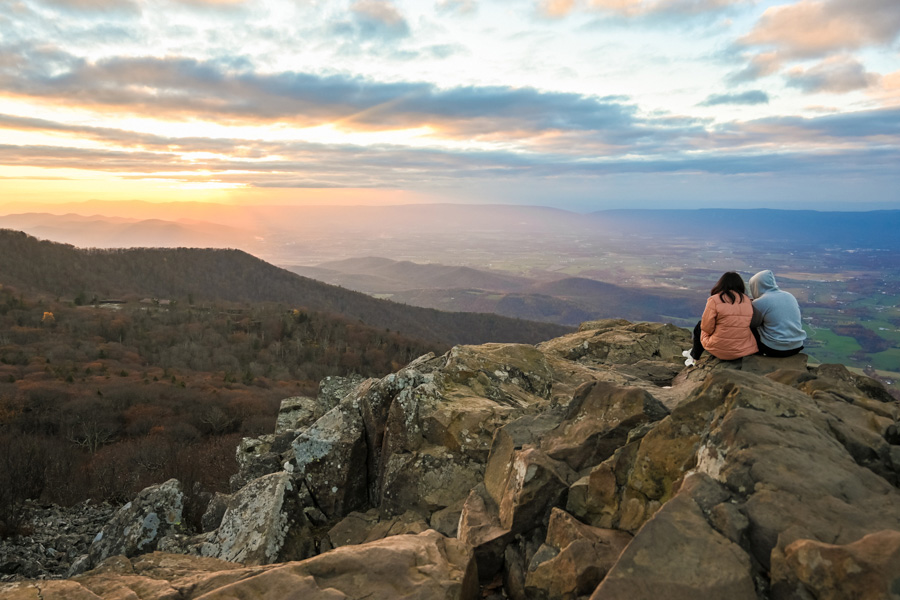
[0,45,646,142]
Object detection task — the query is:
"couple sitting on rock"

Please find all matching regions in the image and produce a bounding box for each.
[683,270,806,367]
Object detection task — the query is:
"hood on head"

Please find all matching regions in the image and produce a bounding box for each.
[749,270,778,298]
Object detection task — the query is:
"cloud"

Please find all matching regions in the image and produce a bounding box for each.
[727,52,781,84]
[700,90,769,106]
[172,0,247,6]
[3,106,898,190]
[345,0,411,40]
[0,47,647,140]
[785,56,880,94]
[540,0,576,18]
[583,0,750,18]
[32,0,139,13]
[425,44,461,59]
[740,0,900,60]
[730,0,900,94]
[796,106,900,138]
[436,0,477,14]
[710,106,900,151]
[870,70,900,106]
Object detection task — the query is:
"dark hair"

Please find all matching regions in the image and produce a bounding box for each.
[711,271,746,304]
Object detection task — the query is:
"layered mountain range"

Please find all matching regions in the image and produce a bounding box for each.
[3,205,899,261]
[0,229,568,347]
[4,205,899,372]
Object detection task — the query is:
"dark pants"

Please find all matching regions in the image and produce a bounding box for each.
[690,321,704,360]
[751,328,804,358]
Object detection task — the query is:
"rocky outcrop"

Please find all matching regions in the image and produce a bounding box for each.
[6,319,900,600]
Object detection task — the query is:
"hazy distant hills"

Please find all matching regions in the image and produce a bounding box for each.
[3,203,898,372]
[593,209,900,249]
[5,203,898,245]
[4,205,898,265]
[288,258,703,326]
[0,230,570,346]
[0,202,601,235]
[0,213,257,250]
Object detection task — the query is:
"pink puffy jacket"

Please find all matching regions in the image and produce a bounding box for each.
[700,293,758,360]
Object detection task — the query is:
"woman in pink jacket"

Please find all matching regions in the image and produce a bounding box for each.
[683,271,758,366]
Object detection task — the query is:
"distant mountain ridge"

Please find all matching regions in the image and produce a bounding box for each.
[4,203,897,244]
[288,258,703,326]
[0,229,570,347]
[289,257,534,294]
[0,213,256,250]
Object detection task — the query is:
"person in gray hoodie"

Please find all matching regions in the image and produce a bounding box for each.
[748,270,806,357]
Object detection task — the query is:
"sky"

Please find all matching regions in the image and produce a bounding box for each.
[0,0,899,212]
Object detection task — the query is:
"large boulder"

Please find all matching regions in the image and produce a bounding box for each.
[275,395,326,434]
[524,508,631,600]
[318,374,367,410]
[591,474,757,600]
[85,479,183,572]
[191,530,477,600]
[379,447,483,516]
[231,431,295,490]
[497,448,573,535]
[290,399,369,520]
[3,531,477,600]
[569,377,724,532]
[457,485,514,583]
[323,508,430,551]
[778,530,900,600]
[160,472,321,566]
[541,380,669,471]
[0,553,242,600]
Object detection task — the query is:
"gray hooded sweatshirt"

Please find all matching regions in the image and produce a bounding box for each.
[749,270,806,351]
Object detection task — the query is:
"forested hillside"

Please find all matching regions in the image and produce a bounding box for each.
[0,282,442,535]
[0,230,570,346]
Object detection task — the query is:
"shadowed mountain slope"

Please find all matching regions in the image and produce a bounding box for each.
[0,230,570,346]
[527,277,702,323]
[288,257,533,294]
